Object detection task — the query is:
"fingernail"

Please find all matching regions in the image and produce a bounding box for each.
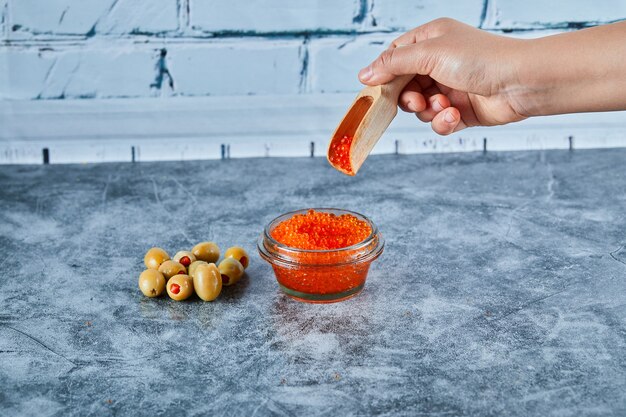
[444,111,456,123]
[359,66,373,82]
[432,99,444,112]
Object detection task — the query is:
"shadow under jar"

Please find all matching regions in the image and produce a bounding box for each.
[258,208,384,303]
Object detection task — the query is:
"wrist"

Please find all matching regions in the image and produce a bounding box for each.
[505,22,626,117]
[503,38,556,118]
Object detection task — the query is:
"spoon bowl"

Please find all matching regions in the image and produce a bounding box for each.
[327,75,414,175]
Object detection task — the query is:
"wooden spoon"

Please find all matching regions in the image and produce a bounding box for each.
[327,75,414,176]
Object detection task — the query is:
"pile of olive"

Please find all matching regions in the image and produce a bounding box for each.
[138,242,249,302]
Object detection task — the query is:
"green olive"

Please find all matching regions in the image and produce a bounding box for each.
[173,251,196,268]
[218,258,244,286]
[192,241,220,264]
[144,247,170,270]
[158,260,186,280]
[224,246,249,269]
[166,274,194,301]
[138,269,166,297]
[193,263,222,301]
[188,260,208,279]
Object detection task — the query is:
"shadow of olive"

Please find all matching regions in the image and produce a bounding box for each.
[136,272,251,325]
[165,301,191,321]
[218,273,251,301]
[138,296,166,319]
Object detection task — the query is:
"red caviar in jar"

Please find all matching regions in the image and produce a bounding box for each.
[271,209,371,250]
[328,135,354,174]
[265,209,377,301]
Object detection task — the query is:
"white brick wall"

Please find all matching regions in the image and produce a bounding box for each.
[169,40,303,96]
[1,49,52,99]
[1,0,625,163]
[9,0,179,36]
[309,34,394,94]
[190,0,360,33]
[2,0,625,100]
[0,40,304,99]
[483,0,626,30]
[1,46,156,99]
[372,0,484,30]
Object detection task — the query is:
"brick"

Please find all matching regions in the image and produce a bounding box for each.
[0,46,156,99]
[59,48,157,98]
[11,0,111,35]
[308,35,396,93]
[0,50,54,99]
[168,40,302,96]
[97,0,179,34]
[484,0,626,29]
[1,40,302,99]
[10,0,178,36]
[189,0,359,33]
[372,0,484,30]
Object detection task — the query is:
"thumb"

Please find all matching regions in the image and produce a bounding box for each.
[358,42,436,86]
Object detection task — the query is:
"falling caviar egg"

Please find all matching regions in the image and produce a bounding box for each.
[270,209,371,250]
[328,135,354,174]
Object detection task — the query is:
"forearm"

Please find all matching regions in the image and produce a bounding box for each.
[510,21,626,117]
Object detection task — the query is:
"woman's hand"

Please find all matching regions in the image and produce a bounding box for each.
[359,18,626,135]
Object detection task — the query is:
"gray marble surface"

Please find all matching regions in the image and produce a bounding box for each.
[1,149,625,417]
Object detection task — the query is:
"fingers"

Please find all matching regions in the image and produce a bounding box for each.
[415,93,450,122]
[359,41,436,85]
[359,18,462,86]
[399,87,467,134]
[398,79,427,113]
[431,107,466,135]
[358,18,456,85]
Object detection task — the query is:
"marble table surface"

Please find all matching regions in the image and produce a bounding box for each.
[1,149,625,416]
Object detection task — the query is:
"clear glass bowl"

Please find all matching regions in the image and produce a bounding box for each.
[257,208,384,303]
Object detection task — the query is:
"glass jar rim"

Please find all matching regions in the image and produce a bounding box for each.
[262,207,379,254]
[258,208,385,268]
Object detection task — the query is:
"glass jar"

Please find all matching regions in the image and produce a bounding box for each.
[257,208,384,303]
